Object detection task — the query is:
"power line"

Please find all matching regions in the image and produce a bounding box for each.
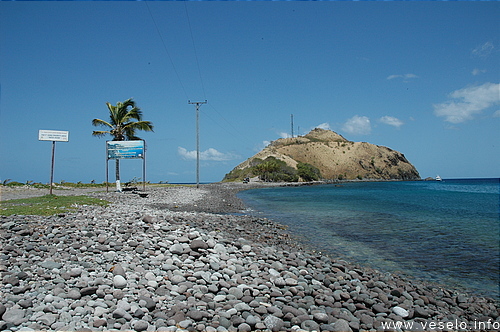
[207,103,245,140]
[184,2,206,100]
[145,2,189,100]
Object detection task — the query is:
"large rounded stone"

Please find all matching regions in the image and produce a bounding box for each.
[188,309,205,321]
[170,275,186,285]
[414,306,430,318]
[134,320,149,331]
[333,319,353,332]
[112,264,126,277]
[301,320,320,331]
[67,289,81,300]
[238,322,252,332]
[190,239,208,251]
[264,315,284,332]
[392,306,409,318]
[170,243,184,255]
[2,308,25,325]
[313,312,329,323]
[69,267,83,277]
[113,275,127,289]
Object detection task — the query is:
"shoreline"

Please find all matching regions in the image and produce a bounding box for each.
[1,183,498,331]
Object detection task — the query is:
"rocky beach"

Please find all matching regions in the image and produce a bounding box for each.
[1,183,499,331]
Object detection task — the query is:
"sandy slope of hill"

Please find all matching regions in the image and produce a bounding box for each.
[229,128,420,181]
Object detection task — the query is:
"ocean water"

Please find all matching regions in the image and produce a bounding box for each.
[238,179,499,299]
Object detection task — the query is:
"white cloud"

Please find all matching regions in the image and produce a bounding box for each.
[433,82,500,123]
[493,110,500,118]
[252,141,271,153]
[315,122,331,130]
[472,68,486,76]
[387,73,418,81]
[472,42,494,58]
[279,132,291,139]
[178,147,239,161]
[342,115,371,135]
[379,116,404,128]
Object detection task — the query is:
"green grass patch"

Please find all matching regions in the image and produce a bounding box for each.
[0,195,109,216]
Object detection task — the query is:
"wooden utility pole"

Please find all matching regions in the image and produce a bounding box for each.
[188,100,207,188]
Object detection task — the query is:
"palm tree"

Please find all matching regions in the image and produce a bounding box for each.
[92,98,154,191]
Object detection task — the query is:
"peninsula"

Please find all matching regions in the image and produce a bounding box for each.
[224,128,420,182]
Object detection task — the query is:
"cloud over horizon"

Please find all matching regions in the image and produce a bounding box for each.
[472,41,494,58]
[379,116,404,128]
[472,68,486,76]
[178,147,239,161]
[279,132,292,139]
[433,82,500,123]
[342,115,371,135]
[315,122,331,131]
[387,73,418,81]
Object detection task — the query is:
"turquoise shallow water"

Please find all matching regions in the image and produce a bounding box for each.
[238,179,500,299]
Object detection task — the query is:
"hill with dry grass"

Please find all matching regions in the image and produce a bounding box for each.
[224,128,420,182]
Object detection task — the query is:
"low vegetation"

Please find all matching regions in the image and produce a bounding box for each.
[0,195,109,216]
[1,180,109,189]
[223,157,322,183]
[297,162,322,181]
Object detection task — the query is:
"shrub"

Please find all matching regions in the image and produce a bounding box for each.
[4,181,24,187]
[297,162,321,181]
[253,157,298,182]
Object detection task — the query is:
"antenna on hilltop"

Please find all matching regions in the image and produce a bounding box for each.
[291,114,294,138]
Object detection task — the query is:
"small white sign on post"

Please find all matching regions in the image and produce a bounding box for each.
[38,130,69,142]
[39,130,69,195]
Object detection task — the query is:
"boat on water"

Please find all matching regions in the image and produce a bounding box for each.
[436,175,442,181]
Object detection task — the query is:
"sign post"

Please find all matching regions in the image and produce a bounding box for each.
[106,140,146,192]
[39,130,69,195]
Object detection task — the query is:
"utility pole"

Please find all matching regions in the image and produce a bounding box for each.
[291,114,294,138]
[188,100,207,188]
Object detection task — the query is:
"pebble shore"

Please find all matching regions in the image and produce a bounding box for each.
[1,183,498,331]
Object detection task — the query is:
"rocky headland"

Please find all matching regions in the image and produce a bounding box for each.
[224,129,420,182]
[1,184,498,331]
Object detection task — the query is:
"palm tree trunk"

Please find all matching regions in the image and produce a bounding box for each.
[115,159,122,192]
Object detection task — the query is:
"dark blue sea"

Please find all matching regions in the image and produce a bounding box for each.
[237,178,500,300]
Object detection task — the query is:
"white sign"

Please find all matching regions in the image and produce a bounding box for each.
[39,130,69,142]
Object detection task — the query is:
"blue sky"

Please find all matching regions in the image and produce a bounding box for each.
[1,1,499,184]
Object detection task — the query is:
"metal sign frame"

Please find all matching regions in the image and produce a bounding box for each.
[105,140,146,192]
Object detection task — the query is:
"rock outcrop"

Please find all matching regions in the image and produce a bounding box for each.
[225,128,420,181]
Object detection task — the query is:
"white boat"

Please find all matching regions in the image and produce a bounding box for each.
[435,175,442,181]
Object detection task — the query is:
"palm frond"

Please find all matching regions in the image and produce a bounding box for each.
[124,107,143,122]
[124,120,154,132]
[92,130,111,137]
[92,118,113,128]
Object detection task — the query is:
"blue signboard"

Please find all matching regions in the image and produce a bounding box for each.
[107,140,145,159]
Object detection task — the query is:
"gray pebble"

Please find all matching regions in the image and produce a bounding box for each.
[264,315,284,332]
[133,320,149,331]
[393,306,409,318]
[113,275,127,288]
[170,243,184,255]
[2,308,26,325]
[332,319,352,332]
